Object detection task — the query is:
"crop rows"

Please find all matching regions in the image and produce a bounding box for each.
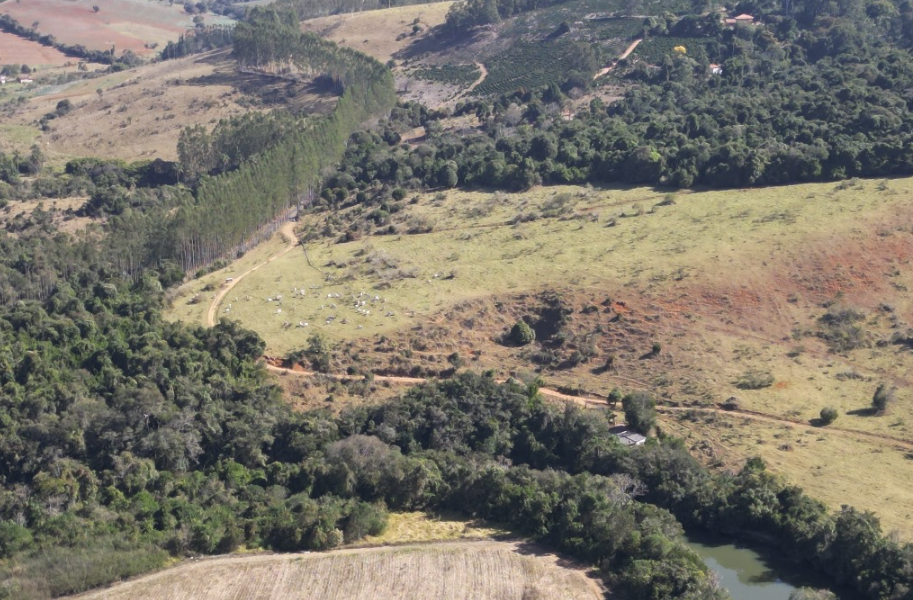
[474,41,581,96]
[412,64,481,87]
[633,36,712,63]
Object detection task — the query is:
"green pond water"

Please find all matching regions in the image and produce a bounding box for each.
[686,535,857,600]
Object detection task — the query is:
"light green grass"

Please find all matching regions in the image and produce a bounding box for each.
[0,124,40,148]
[188,178,906,354]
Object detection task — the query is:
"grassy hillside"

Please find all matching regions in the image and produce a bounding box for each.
[168,176,913,537]
[72,540,602,600]
[0,48,338,164]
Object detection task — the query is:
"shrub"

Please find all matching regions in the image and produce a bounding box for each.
[510,320,536,345]
[816,307,869,352]
[819,406,838,425]
[734,370,774,390]
[872,383,896,414]
[651,341,662,355]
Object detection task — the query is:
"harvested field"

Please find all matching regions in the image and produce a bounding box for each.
[0,30,72,66]
[0,0,232,56]
[0,48,338,163]
[71,541,604,600]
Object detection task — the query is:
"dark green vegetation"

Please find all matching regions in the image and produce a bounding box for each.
[327,0,913,197]
[459,0,647,94]
[413,64,481,86]
[160,26,234,60]
[474,39,600,95]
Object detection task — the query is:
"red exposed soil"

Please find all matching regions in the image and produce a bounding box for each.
[0,0,196,56]
[0,31,72,66]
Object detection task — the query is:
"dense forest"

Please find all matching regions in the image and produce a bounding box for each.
[320,0,913,198]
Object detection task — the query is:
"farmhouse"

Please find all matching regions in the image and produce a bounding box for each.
[709,64,723,75]
[609,426,647,447]
[18,77,34,84]
[0,76,6,84]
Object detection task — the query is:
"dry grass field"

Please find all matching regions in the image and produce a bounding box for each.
[167,176,913,538]
[0,0,232,56]
[0,196,97,235]
[300,3,454,63]
[71,540,604,600]
[0,48,338,164]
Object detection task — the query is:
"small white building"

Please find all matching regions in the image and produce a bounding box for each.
[0,76,6,84]
[709,64,723,75]
[18,77,33,84]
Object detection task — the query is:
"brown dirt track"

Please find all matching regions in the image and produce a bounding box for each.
[71,541,605,600]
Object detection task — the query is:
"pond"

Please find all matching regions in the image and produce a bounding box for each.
[686,534,859,600]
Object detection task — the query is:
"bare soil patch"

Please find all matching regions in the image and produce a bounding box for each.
[0,0,227,56]
[0,30,72,66]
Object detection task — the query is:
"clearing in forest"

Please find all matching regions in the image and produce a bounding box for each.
[300,2,454,64]
[168,176,913,538]
[71,540,603,600]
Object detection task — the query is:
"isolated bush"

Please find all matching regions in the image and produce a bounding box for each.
[510,320,536,345]
[735,370,774,390]
[872,383,896,414]
[817,307,869,352]
[819,406,839,425]
[651,341,662,355]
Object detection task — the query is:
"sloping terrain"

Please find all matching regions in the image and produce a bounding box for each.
[0,48,338,163]
[168,176,913,537]
[0,0,232,56]
[72,541,603,600]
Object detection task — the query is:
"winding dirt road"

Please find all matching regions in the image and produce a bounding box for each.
[206,221,300,327]
[466,61,489,93]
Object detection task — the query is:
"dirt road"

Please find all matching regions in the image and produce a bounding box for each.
[206,221,300,327]
[466,61,489,93]
[593,38,642,79]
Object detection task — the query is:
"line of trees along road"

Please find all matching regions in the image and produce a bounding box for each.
[167,7,395,273]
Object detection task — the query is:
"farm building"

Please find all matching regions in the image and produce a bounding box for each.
[609,426,647,447]
[725,14,755,24]
[0,76,6,84]
[709,64,723,75]
[17,77,34,84]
